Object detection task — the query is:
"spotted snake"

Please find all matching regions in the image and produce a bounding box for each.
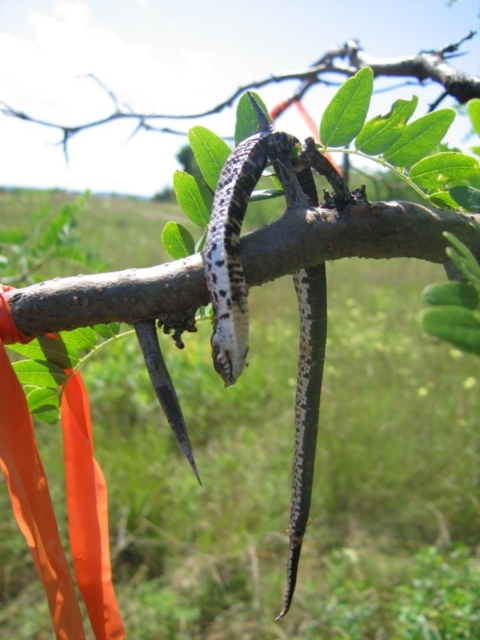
[204,96,328,619]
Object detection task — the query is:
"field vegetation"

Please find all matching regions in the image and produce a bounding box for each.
[0,181,479,639]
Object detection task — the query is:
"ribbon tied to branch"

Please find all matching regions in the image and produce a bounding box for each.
[0,284,125,640]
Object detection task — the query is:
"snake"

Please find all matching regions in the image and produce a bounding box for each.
[204,94,328,619]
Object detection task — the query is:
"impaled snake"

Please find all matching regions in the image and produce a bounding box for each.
[135,94,347,618]
[203,95,344,619]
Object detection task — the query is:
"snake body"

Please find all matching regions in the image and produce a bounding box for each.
[276,168,327,620]
[204,127,298,387]
[204,102,327,619]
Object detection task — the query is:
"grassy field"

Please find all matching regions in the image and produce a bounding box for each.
[1,187,480,638]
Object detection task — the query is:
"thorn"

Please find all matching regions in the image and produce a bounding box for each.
[126,120,144,143]
[61,130,70,165]
[274,159,309,209]
[247,91,273,133]
[135,319,201,485]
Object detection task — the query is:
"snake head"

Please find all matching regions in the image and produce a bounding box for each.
[211,337,248,388]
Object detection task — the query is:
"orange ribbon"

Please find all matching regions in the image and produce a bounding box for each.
[61,371,125,640]
[0,285,125,639]
[292,100,321,144]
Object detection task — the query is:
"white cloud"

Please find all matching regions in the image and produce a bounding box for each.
[54,1,90,25]
[0,1,216,122]
[0,1,224,195]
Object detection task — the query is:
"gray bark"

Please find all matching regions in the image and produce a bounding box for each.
[7,200,479,338]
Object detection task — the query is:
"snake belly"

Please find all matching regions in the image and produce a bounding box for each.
[204,129,298,387]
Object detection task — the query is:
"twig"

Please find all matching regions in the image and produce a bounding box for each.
[7,201,479,337]
[0,34,478,150]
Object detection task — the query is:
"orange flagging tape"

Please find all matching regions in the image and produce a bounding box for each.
[269,98,292,121]
[293,100,321,144]
[269,98,320,142]
[61,372,125,640]
[0,285,125,639]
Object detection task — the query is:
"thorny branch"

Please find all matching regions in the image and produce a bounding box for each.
[7,199,480,338]
[1,33,478,152]
[4,34,480,340]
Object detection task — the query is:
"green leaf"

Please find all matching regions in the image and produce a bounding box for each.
[161,221,195,259]
[468,174,480,190]
[444,231,480,284]
[409,152,479,190]
[383,109,455,167]
[428,191,458,211]
[447,250,480,285]
[94,323,121,339]
[194,227,207,253]
[8,336,79,369]
[467,99,480,136]
[470,145,480,158]
[449,186,480,213]
[12,359,66,387]
[320,67,374,148]
[235,91,271,144]
[31,405,59,425]
[423,281,479,309]
[173,171,212,226]
[25,386,59,424]
[59,327,97,350]
[355,96,418,155]
[250,189,285,202]
[195,302,213,321]
[188,126,231,191]
[420,306,480,356]
[428,190,460,210]
[445,231,480,264]
[270,174,282,190]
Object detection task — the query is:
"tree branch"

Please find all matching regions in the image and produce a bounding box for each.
[7,201,479,339]
[1,33,478,146]
[348,33,480,106]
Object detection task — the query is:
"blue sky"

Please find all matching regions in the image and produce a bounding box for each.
[0,0,478,196]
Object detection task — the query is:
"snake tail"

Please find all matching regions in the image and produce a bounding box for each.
[275,263,327,620]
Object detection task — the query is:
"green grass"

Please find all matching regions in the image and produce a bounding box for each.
[1,187,480,638]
